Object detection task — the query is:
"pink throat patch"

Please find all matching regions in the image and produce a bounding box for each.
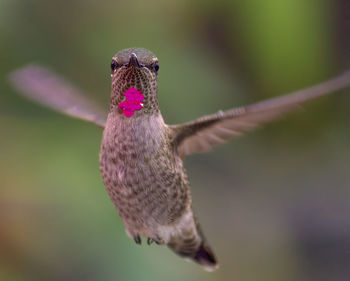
[118,88,144,117]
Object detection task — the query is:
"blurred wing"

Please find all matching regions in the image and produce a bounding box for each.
[171,71,350,157]
[8,64,107,128]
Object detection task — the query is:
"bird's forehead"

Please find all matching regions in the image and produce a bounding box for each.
[113,48,158,65]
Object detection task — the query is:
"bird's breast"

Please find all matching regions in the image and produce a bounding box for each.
[99,113,189,226]
[100,114,170,186]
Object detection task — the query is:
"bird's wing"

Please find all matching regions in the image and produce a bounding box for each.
[170,71,350,158]
[8,64,107,128]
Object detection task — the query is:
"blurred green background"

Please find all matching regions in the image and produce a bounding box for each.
[1,0,350,280]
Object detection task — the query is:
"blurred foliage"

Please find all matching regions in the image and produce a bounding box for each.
[1,0,350,280]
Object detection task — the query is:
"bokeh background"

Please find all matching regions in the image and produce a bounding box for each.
[1,0,350,280]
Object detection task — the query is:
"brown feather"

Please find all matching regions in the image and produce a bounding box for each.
[8,64,107,127]
[171,71,350,157]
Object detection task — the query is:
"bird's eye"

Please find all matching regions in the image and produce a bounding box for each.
[111,60,119,73]
[154,61,159,72]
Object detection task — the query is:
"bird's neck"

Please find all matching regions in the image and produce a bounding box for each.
[110,83,159,115]
[103,110,168,152]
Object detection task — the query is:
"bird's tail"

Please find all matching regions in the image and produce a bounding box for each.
[192,241,218,271]
[167,214,218,271]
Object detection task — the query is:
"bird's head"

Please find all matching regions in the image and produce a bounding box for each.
[110,48,160,116]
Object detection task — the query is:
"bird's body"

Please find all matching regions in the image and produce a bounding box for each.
[99,48,217,269]
[100,112,191,240]
[8,47,350,271]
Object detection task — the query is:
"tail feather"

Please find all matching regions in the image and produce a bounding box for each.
[167,216,219,271]
[193,242,218,271]
[166,210,218,270]
[168,238,218,271]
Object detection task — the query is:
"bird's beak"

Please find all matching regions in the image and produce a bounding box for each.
[128,53,140,68]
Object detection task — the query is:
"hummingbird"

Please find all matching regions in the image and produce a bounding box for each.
[8,47,350,271]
